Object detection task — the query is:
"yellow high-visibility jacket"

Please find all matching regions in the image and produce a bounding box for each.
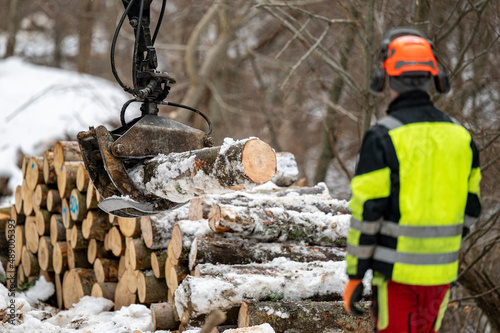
[346,91,481,286]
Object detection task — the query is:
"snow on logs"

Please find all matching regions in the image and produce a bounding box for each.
[174,259,349,320]
[238,300,371,332]
[0,139,369,331]
[129,137,278,203]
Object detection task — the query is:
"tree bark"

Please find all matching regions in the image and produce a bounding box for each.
[238,300,372,332]
[271,152,299,186]
[165,255,189,293]
[10,205,25,225]
[151,250,168,279]
[140,215,173,250]
[70,225,89,249]
[137,271,169,304]
[175,259,349,319]
[151,302,180,331]
[127,238,153,271]
[86,181,99,210]
[131,138,277,203]
[63,268,97,309]
[188,237,345,271]
[21,245,39,277]
[53,141,82,174]
[57,162,80,199]
[208,204,348,247]
[94,258,119,283]
[67,245,91,270]
[47,189,62,213]
[170,220,215,262]
[313,15,356,184]
[82,210,110,241]
[77,0,99,73]
[91,282,117,301]
[188,197,210,221]
[5,0,23,58]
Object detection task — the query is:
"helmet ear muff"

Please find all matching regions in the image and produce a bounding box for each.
[434,69,450,94]
[370,68,386,93]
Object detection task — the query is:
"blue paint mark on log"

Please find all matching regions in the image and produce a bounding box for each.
[70,195,78,218]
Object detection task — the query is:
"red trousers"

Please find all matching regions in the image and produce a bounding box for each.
[371,278,450,333]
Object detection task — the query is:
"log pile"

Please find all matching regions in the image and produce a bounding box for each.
[0,140,370,333]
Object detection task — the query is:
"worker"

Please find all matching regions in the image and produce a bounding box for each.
[342,27,482,333]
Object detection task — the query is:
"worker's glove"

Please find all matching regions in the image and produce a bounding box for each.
[343,279,365,317]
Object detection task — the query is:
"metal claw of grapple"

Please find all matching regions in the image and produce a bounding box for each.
[77,115,212,217]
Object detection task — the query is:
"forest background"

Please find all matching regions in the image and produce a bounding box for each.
[1,0,499,332]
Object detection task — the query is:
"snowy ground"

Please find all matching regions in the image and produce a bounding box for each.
[0,275,275,333]
[0,57,131,206]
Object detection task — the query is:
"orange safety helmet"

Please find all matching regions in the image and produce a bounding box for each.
[370,27,449,94]
[383,35,439,77]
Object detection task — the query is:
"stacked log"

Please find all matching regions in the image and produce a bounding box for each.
[135,183,355,331]
[0,141,369,333]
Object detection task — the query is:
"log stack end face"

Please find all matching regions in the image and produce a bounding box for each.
[241,139,277,185]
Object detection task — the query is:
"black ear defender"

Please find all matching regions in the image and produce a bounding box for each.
[370,27,451,94]
[370,68,386,93]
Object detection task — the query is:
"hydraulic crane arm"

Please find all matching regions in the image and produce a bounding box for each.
[77,0,213,217]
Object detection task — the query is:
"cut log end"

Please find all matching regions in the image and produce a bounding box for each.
[238,301,250,328]
[151,302,179,331]
[241,139,277,184]
[63,268,96,309]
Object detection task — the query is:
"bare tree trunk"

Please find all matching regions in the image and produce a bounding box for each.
[173,0,234,128]
[53,21,64,68]
[77,0,99,73]
[360,0,376,138]
[313,10,357,184]
[5,0,23,58]
[459,250,500,333]
[412,0,431,35]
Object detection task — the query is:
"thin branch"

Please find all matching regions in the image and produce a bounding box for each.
[461,209,500,260]
[452,0,489,75]
[261,6,362,93]
[449,286,500,303]
[255,2,354,25]
[280,23,331,89]
[479,130,500,152]
[320,96,358,122]
[481,152,500,172]
[275,17,311,59]
[458,235,500,281]
[323,121,353,180]
[205,81,265,119]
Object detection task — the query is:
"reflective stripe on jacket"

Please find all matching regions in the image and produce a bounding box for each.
[346,91,481,285]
